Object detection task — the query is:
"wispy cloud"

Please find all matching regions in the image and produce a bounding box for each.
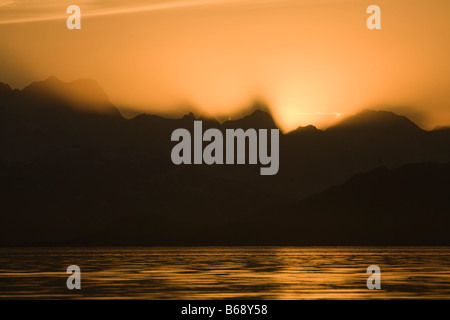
[296,112,343,117]
[0,0,351,25]
[0,0,249,25]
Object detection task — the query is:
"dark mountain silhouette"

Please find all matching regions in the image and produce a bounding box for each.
[289,125,323,136]
[20,76,122,117]
[0,77,450,245]
[268,162,450,245]
[222,109,278,130]
[0,83,17,100]
[327,109,423,134]
[1,159,448,245]
[433,125,450,131]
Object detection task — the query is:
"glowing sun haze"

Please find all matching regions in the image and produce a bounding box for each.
[0,0,449,131]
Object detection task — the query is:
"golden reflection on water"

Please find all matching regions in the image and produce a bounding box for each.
[0,247,449,299]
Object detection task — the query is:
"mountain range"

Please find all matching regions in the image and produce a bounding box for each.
[0,77,449,245]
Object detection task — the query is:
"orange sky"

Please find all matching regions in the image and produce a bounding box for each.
[0,0,449,131]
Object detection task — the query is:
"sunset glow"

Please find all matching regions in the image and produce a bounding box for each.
[1,0,449,131]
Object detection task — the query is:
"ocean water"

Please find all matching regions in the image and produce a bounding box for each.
[0,247,449,299]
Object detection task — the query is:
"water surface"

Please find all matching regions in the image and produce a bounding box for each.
[0,247,449,299]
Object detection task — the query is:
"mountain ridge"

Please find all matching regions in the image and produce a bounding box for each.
[1,77,450,245]
[8,77,123,117]
[1,77,444,133]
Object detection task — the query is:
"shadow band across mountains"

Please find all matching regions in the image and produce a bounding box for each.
[0,77,449,246]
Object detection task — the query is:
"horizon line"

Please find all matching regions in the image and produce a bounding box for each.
[1,76,445,133]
